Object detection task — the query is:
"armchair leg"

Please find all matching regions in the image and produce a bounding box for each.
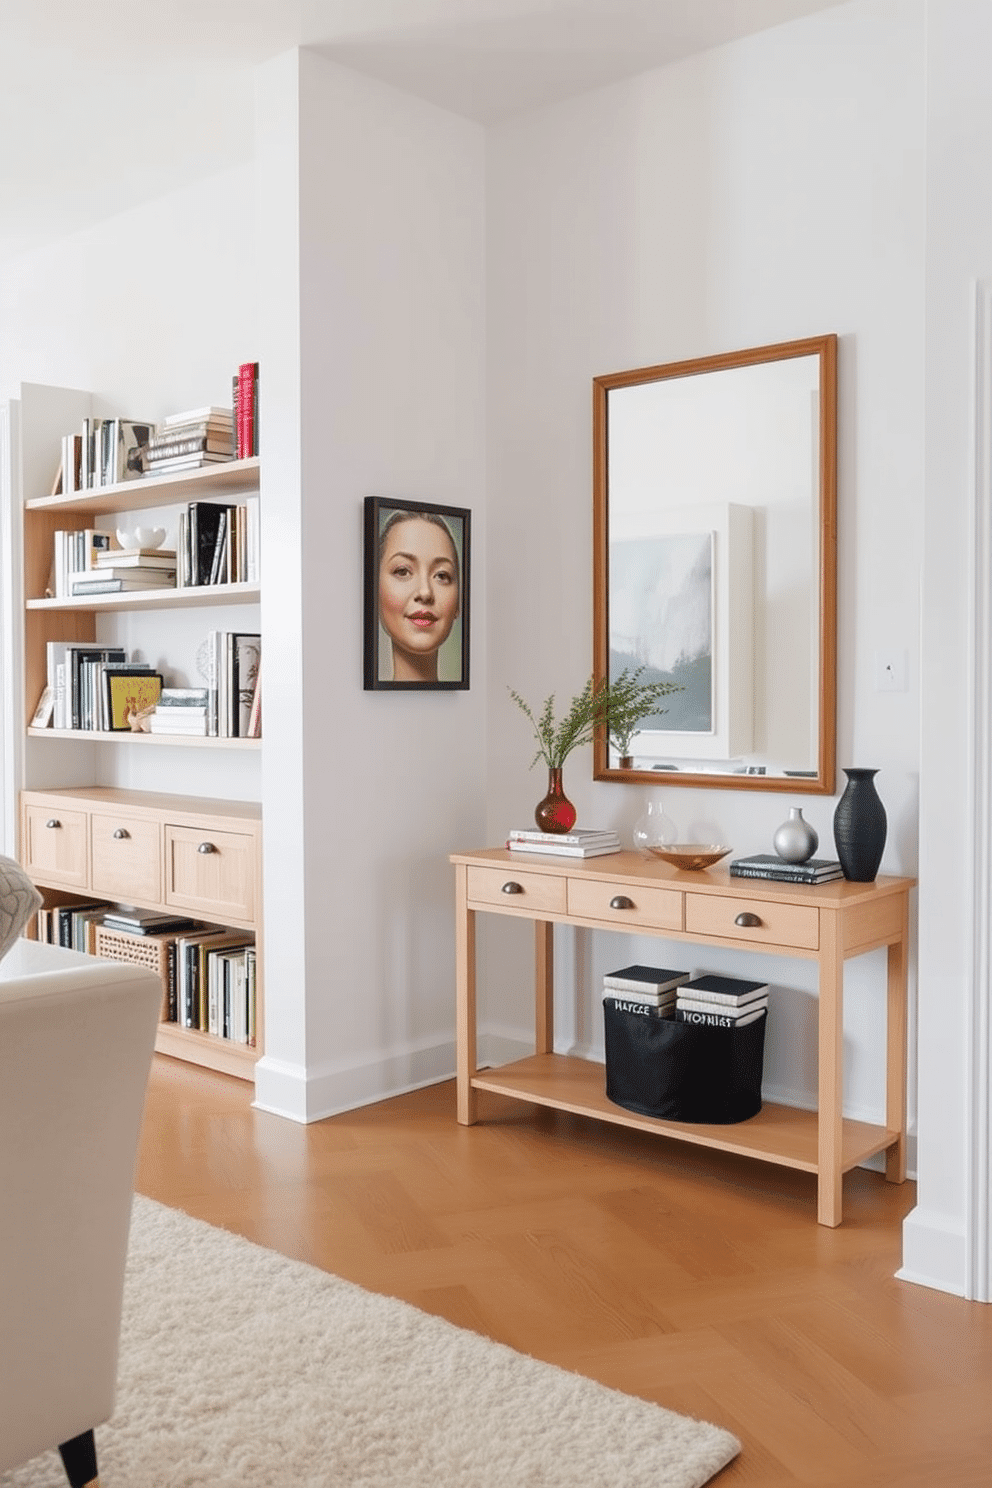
[58,1430,99,1488]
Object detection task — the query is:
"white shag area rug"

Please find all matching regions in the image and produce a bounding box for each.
[3,1196,740,1488]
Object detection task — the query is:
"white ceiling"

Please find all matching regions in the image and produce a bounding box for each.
[0,0,844,261]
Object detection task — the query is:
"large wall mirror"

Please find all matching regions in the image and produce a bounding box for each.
[593,334,837,793]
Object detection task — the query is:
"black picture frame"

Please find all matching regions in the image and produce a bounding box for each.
[363,496,470,691]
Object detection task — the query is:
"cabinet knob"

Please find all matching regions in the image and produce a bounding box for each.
[113,827,130,839]
[735,911,763,927]
[198,841,217,854]
[45,818,60,829]
[610,895,634,910]
[501,880,523,894]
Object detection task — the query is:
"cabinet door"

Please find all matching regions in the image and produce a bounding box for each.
[22,803,88,888]
[165,826,256,923]
[90,812,162,904]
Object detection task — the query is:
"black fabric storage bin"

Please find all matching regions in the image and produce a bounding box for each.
[603,1002,766,1124]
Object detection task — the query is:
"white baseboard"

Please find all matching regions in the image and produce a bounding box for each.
[898,1205,969,1298]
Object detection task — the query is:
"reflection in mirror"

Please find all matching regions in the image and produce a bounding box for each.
[593,335,836,792]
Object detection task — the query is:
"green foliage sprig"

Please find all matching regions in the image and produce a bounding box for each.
[508,676,606,770]
[509,666,683,770]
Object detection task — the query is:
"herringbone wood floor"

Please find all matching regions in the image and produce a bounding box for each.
[136,1056,992,1487]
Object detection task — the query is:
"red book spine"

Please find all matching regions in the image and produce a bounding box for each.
[237,362,258,458]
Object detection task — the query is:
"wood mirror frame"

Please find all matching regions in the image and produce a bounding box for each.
[593,334,837,793]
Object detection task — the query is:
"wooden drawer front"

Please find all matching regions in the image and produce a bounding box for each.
[685,892,819,951]
[466,864,566,915]
[165,826,255,922]
[567,877,682,932]
[90,812,162,904]
[23,804,88,888]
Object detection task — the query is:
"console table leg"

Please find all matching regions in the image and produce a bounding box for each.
[455,868,477,1125]
[535,919,553,1055]
[885,923,909,1183]
[817,912,844,1227]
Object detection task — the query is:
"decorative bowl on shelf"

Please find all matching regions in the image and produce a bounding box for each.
[116,526,166,550]
[642,843,731,871]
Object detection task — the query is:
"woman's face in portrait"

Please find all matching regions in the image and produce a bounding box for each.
[378,516,460,680]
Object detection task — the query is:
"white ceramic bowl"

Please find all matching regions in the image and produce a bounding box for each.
[116,526,166,550]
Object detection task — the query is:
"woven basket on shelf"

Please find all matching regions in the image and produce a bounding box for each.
[94,926,172,1023]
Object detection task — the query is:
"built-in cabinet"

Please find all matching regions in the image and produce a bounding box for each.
[5,383,263,1081]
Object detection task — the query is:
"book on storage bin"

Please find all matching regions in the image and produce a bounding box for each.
[729,853,844,883]
[603,994,676,1020]
[507,827,622,858]
[102,906,201,936]
[675,1004,767,1028]
[603,964,691,995]
[677,973,769,1008]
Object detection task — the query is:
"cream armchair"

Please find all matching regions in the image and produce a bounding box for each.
[0,936,161,1487]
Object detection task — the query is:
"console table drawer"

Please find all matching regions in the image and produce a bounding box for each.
[685,892,819,951]
[567,877,682,932]
[466,865,566,915]
[22,804,88,888]
[91,812,162,904]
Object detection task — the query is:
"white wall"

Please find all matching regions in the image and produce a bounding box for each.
[252,51,489,1120]
[902,0,992,1300]
[483,0,925,1131]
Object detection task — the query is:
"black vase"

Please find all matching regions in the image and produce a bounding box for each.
[833,768,887,881]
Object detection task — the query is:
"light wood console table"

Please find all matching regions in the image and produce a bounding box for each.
[451,847,915,1226]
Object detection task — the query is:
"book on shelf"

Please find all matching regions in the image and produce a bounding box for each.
[161,405,234,429]
[71,572,176,594]
[94,549,177,569]
[147,712,208,736]
[246,661,261,738]
[157,687,208,708]
[508,827,620,846]
[507,838,621,858]
[202,629,262,738]
[677,974,769,1007]
[603,964,691,994]
[675,1005,767,1028]
[603,994,676,1020]
[144,430,234,460]
[145,451,234,474]
[601,985,678,1010]
[102,906,201,935]
[235,361,259,459]
[232,633,260,737]
[101,418,154,484]
[52,528,115,597]
[729,853,844,883]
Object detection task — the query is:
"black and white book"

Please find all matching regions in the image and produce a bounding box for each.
[676,1006,767,1029]
[603,964,691,994]
[729,854,844,883]
[601,986,678,1009]
[678,973,769,1007]
[157,688,209,708]
[95,549,177,569]
[102,906,200,935]
[603,995,675,1019]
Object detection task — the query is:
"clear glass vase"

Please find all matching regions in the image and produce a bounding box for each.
[632,799,677,855]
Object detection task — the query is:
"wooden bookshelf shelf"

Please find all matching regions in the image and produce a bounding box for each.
[25,456,260,515]
[27,728,260,747]
[27,582,261,613]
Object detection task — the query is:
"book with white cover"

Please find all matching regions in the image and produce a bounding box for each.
[679,974,769,1006]
[507,839,621,858]
[508,827,620,845]
[603,964,691,994]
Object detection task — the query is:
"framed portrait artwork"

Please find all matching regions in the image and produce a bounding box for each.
[363,497,471,690]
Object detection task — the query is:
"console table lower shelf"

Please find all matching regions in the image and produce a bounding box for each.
[469,1052,901,1174]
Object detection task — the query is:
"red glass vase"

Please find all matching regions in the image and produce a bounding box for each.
[534,766,577,834]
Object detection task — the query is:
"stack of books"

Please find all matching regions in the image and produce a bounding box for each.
[146,688,210,737]
[729,853,844,884]
[71,546,177,596]
[234,361,259,459]
[675,974,769,1027]
[507,827,622,858]
[144,406,235,476]
[102,905,202,937]
[602,964,691,1018]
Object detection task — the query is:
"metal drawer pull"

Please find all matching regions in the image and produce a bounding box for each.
[610,895,634,910]
[735,911,763,928]
[501,880,523,894]
[198,842,217,854]
[45,818,60,829]
[113,828,130,839]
